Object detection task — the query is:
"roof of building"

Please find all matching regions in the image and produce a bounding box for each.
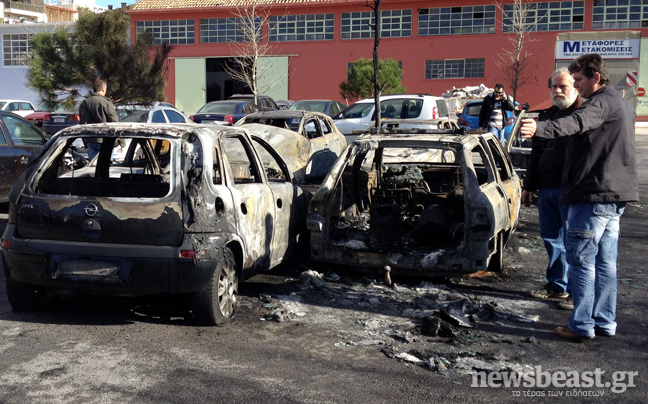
[131,0,350,11]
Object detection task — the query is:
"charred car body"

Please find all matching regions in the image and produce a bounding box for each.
[1,123,311,325]
[236,110,347,182]
[307,128,521,278]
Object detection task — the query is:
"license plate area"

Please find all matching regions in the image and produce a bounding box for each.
[54,118,65,123]
[50,255,130,283]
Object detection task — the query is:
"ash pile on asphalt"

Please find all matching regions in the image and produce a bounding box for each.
[255,267,547,375]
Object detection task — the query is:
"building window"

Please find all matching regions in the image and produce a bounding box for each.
[3,34,31,66]
[503,1,584,32]
[136,20,195,45]
[593,0,648,30]
[341,10,412,39]
[201,18,261,43]
[418,6,496,36]
[269,13,334,42]
[425,58,484,79]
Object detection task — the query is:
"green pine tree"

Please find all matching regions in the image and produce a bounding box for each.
[27,8,172,110]
[339,58,406,102]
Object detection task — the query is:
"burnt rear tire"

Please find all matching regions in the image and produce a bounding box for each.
[6,278,48,311]
[191,247,238,326]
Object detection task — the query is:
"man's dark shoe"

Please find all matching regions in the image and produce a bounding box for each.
[531,286,569,299]
[554,326,594,341]
[557,299,574,310]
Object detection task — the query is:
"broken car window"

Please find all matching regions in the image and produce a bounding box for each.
[327,144,464,252]
[32,135,171,198]
[222,136,261,184]
[470,145,494,186]
[251,137,289,183]
[485,138,512,182]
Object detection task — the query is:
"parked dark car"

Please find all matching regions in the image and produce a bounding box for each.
[228,94,279,111]
[191,100,259,125]
[289,99,347,117]
[276,100,294,110]
[1,123,312,325]
[0,111,47,202]
[116,104,190,124]
[307,127,521,277]
[42,103,81,137]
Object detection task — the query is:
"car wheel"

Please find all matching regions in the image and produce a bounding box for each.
[6,278,49,311]
[191,247,238,326]
[487,232,504,272]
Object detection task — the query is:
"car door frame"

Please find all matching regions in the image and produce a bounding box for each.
[250,135,302,266]
[219,132,276,271]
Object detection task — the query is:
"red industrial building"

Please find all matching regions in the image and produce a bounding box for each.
[126,0,648,118]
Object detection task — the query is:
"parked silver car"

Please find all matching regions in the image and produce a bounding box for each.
[307,128,521,278]
[333,94,451,138]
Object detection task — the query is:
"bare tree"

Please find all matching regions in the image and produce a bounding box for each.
[495,0,543,102]
[224,3,286,105]
[355,1,385,132]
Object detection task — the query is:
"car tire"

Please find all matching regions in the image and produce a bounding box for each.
[6,278,48,311]
[487,232,504,272]
[191,247,238,326]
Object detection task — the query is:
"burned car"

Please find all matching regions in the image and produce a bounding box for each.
[1,123,310,325]
[307,128,521,278]
[236,110,347,182]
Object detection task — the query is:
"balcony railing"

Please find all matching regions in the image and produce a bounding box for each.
[3,1,46,14]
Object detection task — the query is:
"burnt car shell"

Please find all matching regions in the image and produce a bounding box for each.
[307,128,521,278]
[1,123,310,324]
[236,110,347,182]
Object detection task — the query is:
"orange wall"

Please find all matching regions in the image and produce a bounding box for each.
[128,0,648,111]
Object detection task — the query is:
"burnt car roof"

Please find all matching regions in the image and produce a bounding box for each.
[351,128,489,147]
[54,122,236,139]
[241,110,329,120]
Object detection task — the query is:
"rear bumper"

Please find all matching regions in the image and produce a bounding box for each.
[1,224,217,296]
[309,236,490,279]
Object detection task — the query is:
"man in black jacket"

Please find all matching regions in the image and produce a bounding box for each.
[478,82,516,145]
[524,68,581,303]
[79,78,119,160]
[521,54,638,341]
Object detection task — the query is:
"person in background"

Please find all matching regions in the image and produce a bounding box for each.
[520,54,638,341]
[524,68,581,307]
[79,78,118,160]
[479,82,516,145]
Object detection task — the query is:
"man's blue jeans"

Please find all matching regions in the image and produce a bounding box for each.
[87,142,102,161]
[538,187,569,293]
[566,202,625,337]
[488,126,506,144]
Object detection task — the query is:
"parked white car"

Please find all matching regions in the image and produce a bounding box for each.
[332,94,451,138]
[0,100,36,117]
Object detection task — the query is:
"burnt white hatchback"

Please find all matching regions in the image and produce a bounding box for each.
[307,127,522,278]
[1,123,310,325]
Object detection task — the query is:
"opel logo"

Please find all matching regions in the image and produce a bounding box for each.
[84,203,99,217]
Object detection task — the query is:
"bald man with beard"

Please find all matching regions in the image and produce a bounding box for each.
[525,68,582,304]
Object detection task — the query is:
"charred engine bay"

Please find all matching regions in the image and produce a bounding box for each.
[331,163,465,252]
